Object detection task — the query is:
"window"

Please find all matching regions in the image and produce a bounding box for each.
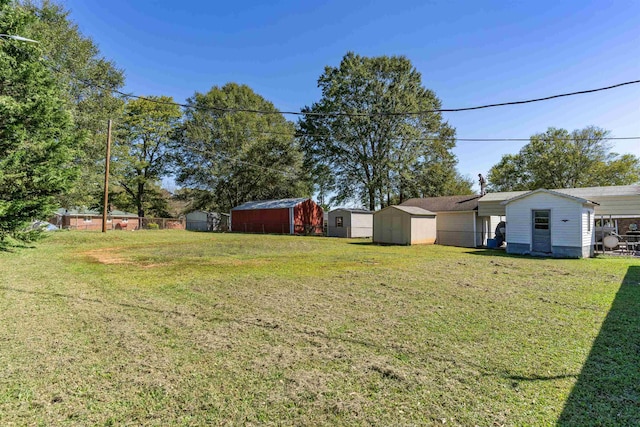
[84,216,92,222]
[122,218,128,224]
[587,211,591,231]
[335,216,343,227]
[533,211,549,230]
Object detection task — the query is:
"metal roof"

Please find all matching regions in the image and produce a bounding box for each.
[329,208,373,214]
[232,198,310,211]
[401,195,481,212]
[56,208,138,218]
[479,185,640,203]
[381,205,436,216]
[500,189,598,206]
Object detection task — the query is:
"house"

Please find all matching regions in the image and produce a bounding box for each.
[401,195,502,248]
[327,208,373,238]
[373,206,437,245]
[185,210,229,232]
[50,208,139,231]
[231,198,323,235]
[479,185,640,243]
[501,189,597,258]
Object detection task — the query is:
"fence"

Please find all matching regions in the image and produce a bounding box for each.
[232,223,323,235]
[58,216,184,231]
[140,217,185,230]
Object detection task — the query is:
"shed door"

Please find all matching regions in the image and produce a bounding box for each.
[532,210,551,253]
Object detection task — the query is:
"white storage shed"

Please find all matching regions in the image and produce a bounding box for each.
[373,206,437,245]
[327,208,373,238]
[502,189,597,258]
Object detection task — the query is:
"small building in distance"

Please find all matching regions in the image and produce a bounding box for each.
[50,208,139,231]
[185,210,229,232]
[231,198,323,235]
[373,205,437,245]
[502,189,597,258]
[327,208,373,238]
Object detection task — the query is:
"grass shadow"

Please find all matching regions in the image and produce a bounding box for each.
[463,248,556,260]
[557,265,640,425]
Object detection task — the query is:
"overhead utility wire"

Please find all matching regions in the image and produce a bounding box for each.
[253,129,640,142]
[54,67,640,118]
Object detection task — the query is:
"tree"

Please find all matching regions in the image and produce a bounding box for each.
[112,97,182,218]
[487,127,640,191]
[21,0,125,208]
[299,52,467,211]
[175,83,311,213]
[0,0,77,244]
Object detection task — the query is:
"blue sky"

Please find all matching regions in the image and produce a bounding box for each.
[61,0,639,192]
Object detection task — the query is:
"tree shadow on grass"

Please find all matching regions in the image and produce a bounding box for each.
[557,265,640,426]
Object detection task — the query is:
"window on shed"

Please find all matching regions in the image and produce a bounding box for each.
[587,211,591,231]
[335,216,343,227]
[84,216,92,222]
[533,211,549,230]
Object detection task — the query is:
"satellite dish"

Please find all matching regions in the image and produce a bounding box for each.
[603,235,619,249]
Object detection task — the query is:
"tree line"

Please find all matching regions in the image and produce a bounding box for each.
[1,0,639,244]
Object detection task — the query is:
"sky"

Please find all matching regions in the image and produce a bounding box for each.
[60,0,639,193]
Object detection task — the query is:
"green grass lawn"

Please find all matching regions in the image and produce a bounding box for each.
[0,231,638,426]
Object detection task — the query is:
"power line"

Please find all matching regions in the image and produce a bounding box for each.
[52,66,640,118]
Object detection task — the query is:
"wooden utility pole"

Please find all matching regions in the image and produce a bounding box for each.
[102,119,112,233]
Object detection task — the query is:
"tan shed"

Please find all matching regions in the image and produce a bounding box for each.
[373,206,437,245]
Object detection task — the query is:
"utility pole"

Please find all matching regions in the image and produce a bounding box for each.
[102,119,112,233]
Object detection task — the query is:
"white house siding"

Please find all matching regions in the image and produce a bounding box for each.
[436,212,476,247]
[581,208,595,257]
[505,192,593,258]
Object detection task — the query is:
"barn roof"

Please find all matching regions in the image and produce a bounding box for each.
[401,195,481,212]
[232,198,310,211]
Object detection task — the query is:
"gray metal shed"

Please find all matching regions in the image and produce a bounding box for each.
[327,208,373,238]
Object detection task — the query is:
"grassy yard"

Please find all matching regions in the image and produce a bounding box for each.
[0,231,638,426]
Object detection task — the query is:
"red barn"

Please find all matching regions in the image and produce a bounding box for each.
[231,198,323,235]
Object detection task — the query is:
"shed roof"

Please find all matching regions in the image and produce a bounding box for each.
[329,208,373,214]
[379,205,436,216]
[501,189,599,206]
[401,195,481,212]
[232,198,310,211]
